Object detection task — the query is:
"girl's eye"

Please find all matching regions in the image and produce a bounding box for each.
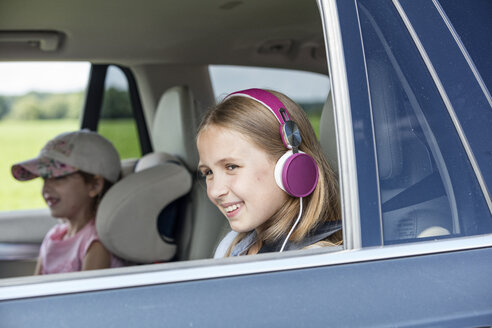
[200,169,213,178]
[226,164,239,171]
[53,172,78,181]
[48,175,68,182]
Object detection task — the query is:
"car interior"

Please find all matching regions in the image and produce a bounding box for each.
[0,0,339,278]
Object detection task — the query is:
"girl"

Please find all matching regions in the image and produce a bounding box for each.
[11,129,124,274]
[197,88,342,257]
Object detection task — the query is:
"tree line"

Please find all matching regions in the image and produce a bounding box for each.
[0,87,133,120]
[0,88,324,121]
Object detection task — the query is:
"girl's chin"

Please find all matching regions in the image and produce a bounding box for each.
[48,210,63,219]
[229,222,254,234]
[48,207,66,219]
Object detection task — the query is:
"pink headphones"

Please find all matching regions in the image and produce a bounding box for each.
[225,88,319,198]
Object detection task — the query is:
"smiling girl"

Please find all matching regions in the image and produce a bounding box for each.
[11,130,123,274]
[197,88,342,257]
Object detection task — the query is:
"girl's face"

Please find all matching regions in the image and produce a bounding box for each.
[42,172,98,221]
[197,125,288,233]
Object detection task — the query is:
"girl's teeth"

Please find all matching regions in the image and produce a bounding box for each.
[225,204,240,213]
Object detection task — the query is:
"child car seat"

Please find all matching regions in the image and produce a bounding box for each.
[96,152,192,263]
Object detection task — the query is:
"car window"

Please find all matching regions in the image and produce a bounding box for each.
[0,62,89,211]
[209,65,330,138]
[438,0,492,95]
[357,0,492,244]
[98,65,141,159]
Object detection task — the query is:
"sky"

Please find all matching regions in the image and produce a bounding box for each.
[0,62,91,95]
[0,62,331,102]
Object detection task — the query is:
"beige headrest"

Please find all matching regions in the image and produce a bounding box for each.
[417,226,450,238]
[96,152,192,263]
[152,86,199,171]
[135,152,180,172]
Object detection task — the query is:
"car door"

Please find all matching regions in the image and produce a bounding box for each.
[1,0,492,326]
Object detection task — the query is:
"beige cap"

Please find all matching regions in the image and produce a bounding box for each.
[11,129,121,183]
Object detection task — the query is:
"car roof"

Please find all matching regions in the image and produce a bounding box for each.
[0,0,327,73]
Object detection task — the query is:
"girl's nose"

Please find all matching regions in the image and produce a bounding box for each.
[42,178,53,192]
[207,174,228,201]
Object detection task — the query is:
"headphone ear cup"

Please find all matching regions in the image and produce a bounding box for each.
[274,150,319,197]
[274,151,291,193]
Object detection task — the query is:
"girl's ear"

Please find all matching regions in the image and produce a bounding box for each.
[88,175,105,198]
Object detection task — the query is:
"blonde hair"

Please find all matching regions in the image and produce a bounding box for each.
[198,90,342,255]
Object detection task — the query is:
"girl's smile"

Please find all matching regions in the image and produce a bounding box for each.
[43,195,59,208]
[42,173,97,224]
[197,125,288,233]
[222,201,243,218]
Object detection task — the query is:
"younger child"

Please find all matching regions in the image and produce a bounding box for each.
[11,129,123,274]
[197,88,342,257]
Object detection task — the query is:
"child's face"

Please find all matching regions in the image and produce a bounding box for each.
[42,172,97,221]
[197,125,288,233]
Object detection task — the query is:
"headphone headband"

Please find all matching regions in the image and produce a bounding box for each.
[225,88,291,124]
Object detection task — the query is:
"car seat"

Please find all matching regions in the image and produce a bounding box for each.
[150,85,224,260]
[96,152,192,263]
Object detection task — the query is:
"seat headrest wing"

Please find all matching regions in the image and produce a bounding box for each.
[96,161,192,263]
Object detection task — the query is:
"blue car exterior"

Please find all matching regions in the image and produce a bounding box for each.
[1,0,491,326]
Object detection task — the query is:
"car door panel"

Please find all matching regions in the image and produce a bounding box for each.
[1,244,491,326]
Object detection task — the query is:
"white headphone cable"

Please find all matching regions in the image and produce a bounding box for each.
[279,197,303,252]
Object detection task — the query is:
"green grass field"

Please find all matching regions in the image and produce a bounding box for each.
[0,119,139,211]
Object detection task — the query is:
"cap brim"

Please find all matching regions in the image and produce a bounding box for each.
[11,157,78,181]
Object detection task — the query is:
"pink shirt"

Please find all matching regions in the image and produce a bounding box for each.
[39,219,123,274]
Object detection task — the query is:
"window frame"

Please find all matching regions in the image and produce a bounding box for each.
[82,64,152,156]
[320,0,381,248]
